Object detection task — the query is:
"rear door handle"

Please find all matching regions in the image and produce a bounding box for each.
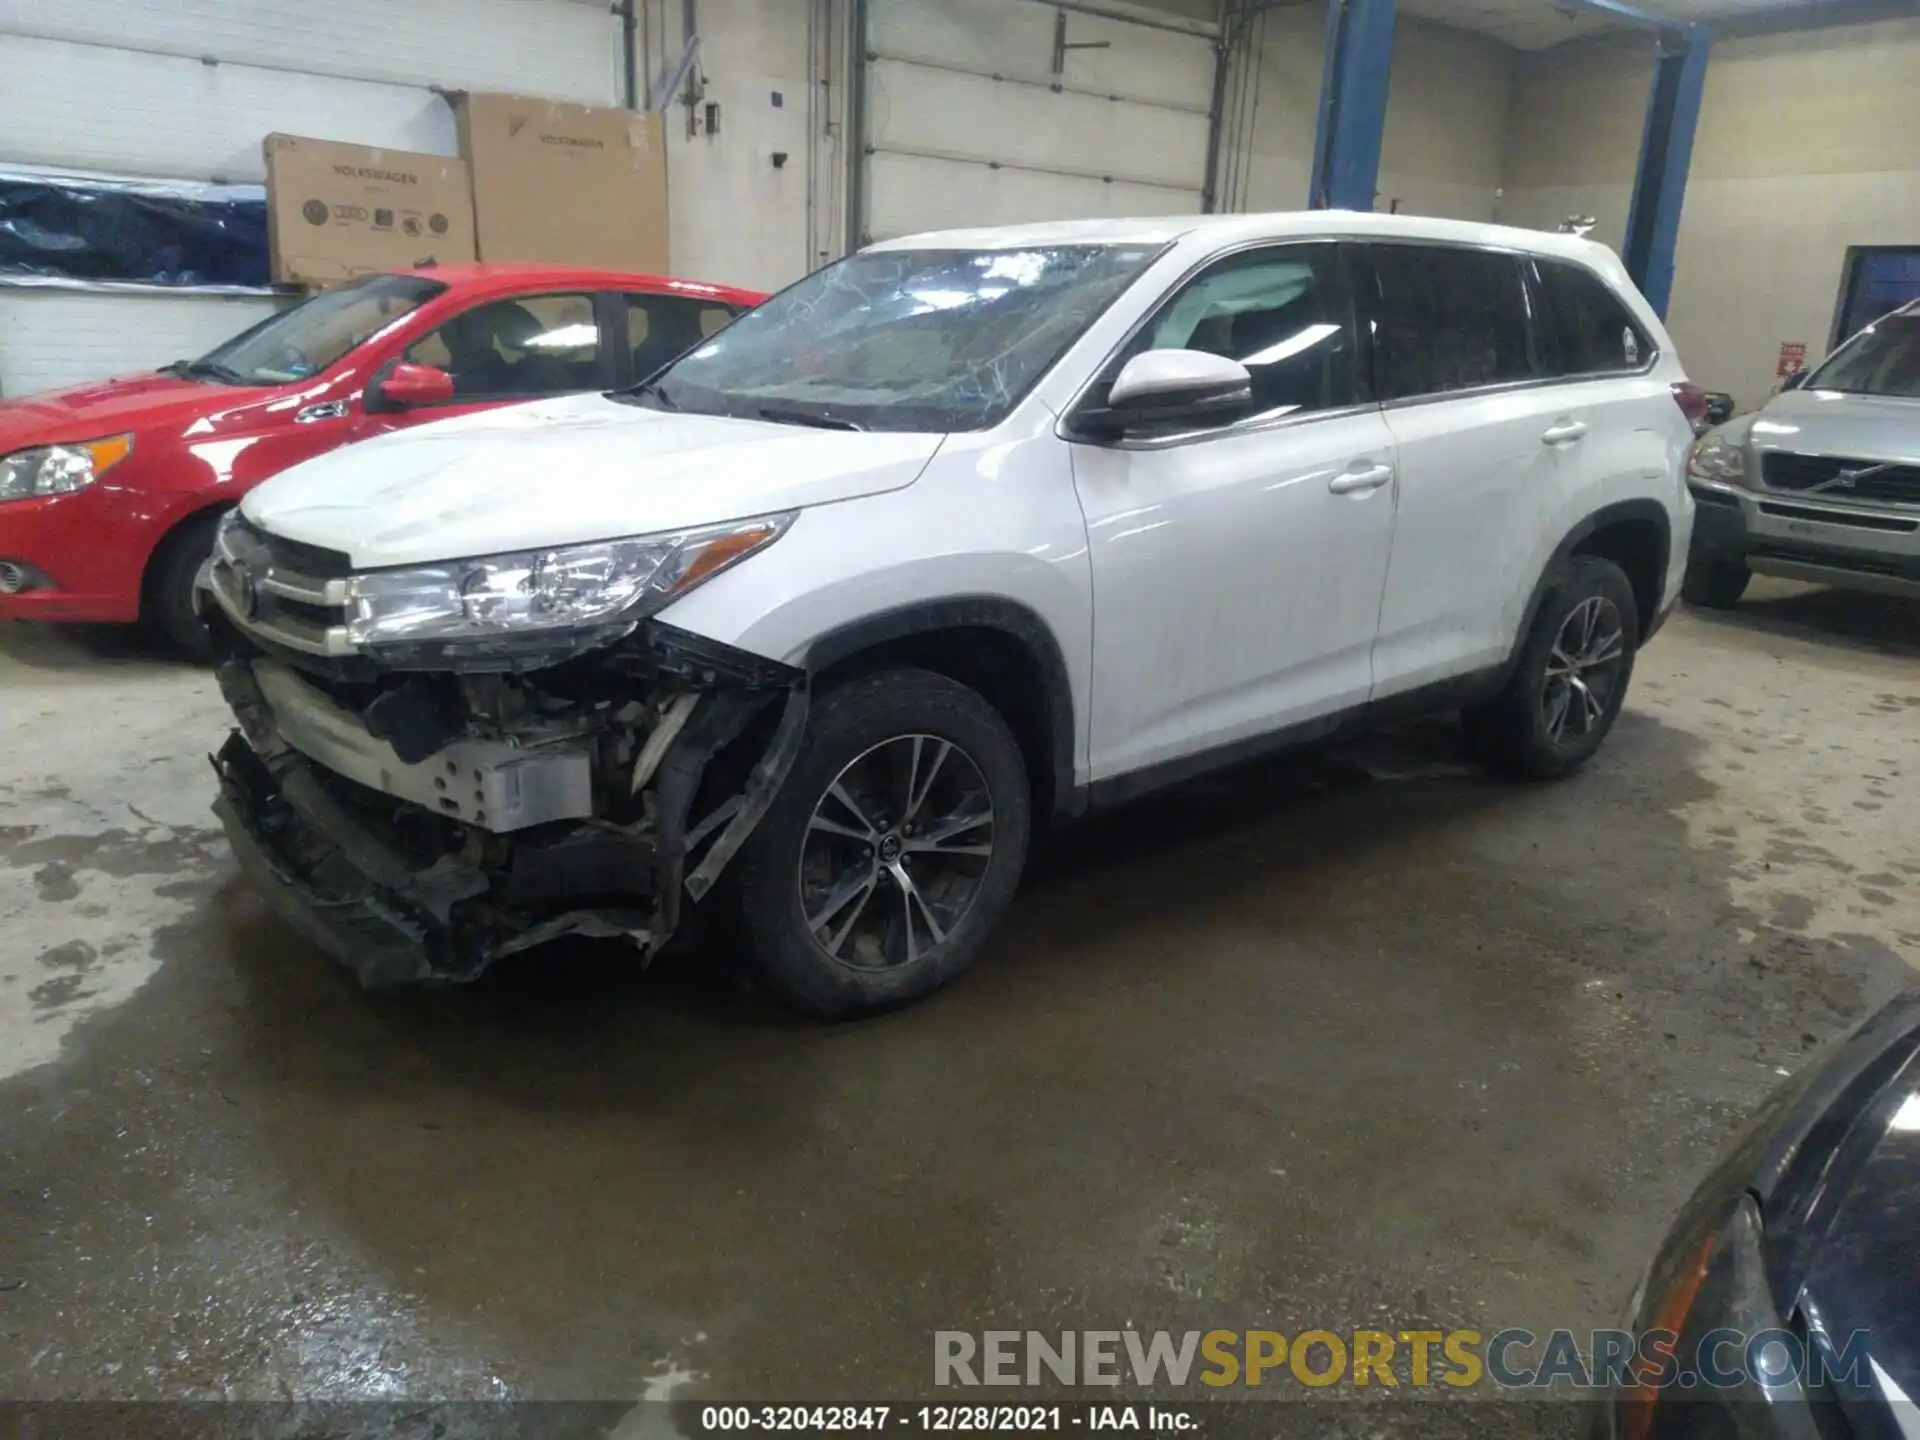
[1542,420,1589,446]
[1329,463,1394,495]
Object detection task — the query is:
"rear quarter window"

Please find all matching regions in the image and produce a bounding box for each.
[1536,259,1652,376]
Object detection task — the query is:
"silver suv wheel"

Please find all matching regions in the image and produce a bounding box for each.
[1543,596,1628,745]
[799,734,997,970]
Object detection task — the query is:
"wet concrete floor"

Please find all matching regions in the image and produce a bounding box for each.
[2,581,1917,1438]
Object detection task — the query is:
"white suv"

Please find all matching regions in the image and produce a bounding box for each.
[203,212,1698,1017]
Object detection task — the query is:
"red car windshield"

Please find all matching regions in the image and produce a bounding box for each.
[186,274,447,385]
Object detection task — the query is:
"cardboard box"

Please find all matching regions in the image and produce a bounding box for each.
[449,91,668,273]
[264,134,475,286]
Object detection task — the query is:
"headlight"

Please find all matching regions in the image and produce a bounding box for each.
[340,513,795,651]
[1614,1193,1822,1440]
[1686,429,1748,488]
[0,434,134,501]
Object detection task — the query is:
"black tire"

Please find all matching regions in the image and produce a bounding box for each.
[1681,551,1750,609]
[1468,555,1639,781]
[733,668,1031,1019]
[145,510,222,662]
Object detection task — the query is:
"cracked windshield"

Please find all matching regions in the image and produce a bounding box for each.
[634,244,1161,431]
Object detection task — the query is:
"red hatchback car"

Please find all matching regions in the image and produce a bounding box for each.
[0,263,764,655]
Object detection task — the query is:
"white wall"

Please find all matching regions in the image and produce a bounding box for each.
[655,2,1519,289]
[0,293,280,400]
[652,0,1219,292]
[1504,18,1920,409]
[1378,18,1515,222]
[1225,9,1516,223]
[654,0,821,293]
[0,0,617,396]
[860,0,1214,241]
[0,0,616,182]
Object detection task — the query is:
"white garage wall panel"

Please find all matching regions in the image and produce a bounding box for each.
[0,293,281,400]
[0,0,617,106]
[859,0,1214,242]
[0,35,461,183]
[0,0,615,396]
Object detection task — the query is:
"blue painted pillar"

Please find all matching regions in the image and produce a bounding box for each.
[1309,0,1397,212]
[1621,25,1710,318]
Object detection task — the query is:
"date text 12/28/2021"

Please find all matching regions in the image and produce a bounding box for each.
[697,1407,1197,1433]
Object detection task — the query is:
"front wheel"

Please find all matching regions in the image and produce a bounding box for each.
[144,510,223,662]
[733,668,1032,1019]
[1682,552,1750,609]
[1467,556,1638,781]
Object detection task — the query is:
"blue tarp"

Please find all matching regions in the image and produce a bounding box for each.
[0,168,269,289]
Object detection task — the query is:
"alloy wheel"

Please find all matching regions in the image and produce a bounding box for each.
[797,734,996,969]
[1542,595,1627,744]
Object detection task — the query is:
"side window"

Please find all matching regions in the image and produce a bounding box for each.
[1110,243,1357,418]
[1365,244,1535,401]
[628,294,738,379]
[405,293,601,400]
[1537,259,1652,376]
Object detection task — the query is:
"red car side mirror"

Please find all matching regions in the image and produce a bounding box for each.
[377,362,456,409]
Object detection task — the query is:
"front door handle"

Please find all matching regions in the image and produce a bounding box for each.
[1542,420,1589,446]
[1329,463,1395,495]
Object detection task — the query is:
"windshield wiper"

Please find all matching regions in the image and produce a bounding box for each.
[755,405,863,432]
[618,378,678,410]
[170,357,250,385]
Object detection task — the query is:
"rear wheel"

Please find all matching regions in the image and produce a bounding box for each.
[733,668,1031,1019]
[1468,555,1638,781]
[1682,551,1750,609]
[144,510,222,662]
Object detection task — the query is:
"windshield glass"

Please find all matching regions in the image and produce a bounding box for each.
[194,274,446,385]
[1806,311,1920,398]
[638,244,1163,432]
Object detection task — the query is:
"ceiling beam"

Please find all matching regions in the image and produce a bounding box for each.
[1550,0,1701,39]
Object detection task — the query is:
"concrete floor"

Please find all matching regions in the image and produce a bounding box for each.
[3,580,1917,1435]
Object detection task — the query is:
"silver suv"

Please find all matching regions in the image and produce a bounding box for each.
[1685,300,1920,607]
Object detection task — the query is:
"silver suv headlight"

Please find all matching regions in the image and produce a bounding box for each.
[339,514,797,648]
[1686,428,1748,489]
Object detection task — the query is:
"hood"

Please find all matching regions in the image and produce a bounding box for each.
[241,393,948,569]
[0,370,237,454]
[1749,388,1920,465]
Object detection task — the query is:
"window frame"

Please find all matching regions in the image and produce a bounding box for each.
[391,288,618,407]
[1346,239,1548,408]
[611,288,745,387]
[1526,255,1659,382]
[1062,238,1371,450]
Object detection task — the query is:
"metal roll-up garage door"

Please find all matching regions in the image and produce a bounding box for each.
[854,0,1218,245]
[0,0,616,398]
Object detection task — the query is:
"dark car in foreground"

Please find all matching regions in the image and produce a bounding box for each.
[1601,989,1920,1438]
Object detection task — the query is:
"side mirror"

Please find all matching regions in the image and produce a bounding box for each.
[1083,350,1254,440]
[1779,369,1810,392]
[374,362,455,410]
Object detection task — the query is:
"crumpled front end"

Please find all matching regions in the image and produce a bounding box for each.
[204,600,806,988]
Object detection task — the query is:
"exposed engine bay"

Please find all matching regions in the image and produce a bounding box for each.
[205,603,807,988]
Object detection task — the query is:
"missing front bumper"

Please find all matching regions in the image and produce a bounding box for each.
[209,626,808,988]
[212,733,655,987]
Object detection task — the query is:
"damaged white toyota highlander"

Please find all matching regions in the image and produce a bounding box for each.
[204,212,1698,1018]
